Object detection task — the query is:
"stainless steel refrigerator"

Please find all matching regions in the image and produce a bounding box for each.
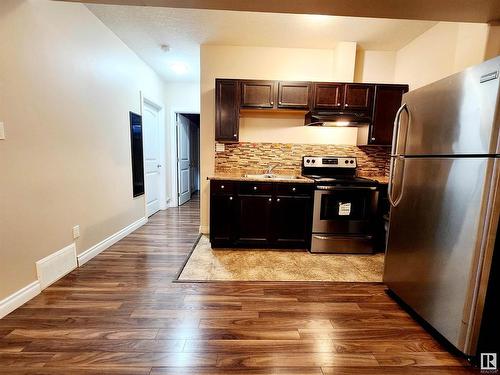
[384,56,500,356]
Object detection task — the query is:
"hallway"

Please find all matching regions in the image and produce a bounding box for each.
[0,195,476,374]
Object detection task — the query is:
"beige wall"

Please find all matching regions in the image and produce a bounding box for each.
[0,0,167,300]
[394,22,489,89]
[332,42,357,82]
[354,50,397,84]
[200,44,360,231]
[240,116,358,144]
[485,25,500,60]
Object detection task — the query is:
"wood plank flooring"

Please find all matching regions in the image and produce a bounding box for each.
[0,194,478,374]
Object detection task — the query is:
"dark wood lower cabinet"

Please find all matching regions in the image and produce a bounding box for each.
[235,194,273,245]
[272,195,312,248]
[209,193,235,245]
[210,180,313,249]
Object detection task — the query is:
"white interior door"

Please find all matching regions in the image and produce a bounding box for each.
[143,102,161,217]
[177,115,191,205]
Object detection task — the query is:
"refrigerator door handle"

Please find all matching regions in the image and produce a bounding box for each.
[391,103,408,156]
[388,156,406,207]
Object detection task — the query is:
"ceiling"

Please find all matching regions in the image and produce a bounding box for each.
[87,4,437,82]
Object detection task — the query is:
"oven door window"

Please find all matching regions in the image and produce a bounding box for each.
[320,191,370,221]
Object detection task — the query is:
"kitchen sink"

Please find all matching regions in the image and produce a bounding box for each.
[244,173,300,180]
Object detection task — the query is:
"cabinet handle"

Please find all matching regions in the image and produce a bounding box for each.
[221,185,225,189]
[371,137,376,141]
[276,198,280,202]
[345,103,349,107]
[337,103,341,106]
[253,186,257,190]
[292,187,296,192]
[278,101,282,105]
[270,101,274,105]
[268,198,272,202]
[229,196,233,200]
[233,134,237,137]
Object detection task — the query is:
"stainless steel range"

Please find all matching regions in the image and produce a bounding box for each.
[301,156,380,254]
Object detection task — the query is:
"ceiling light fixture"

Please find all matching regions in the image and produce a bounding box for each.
[170,62,188,74]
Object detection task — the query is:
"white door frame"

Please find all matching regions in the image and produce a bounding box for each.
[141,94,167,213]
[168,108,199,207]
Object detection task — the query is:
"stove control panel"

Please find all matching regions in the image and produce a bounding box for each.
[303,156,357,168]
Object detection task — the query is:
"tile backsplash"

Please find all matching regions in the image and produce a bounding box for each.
[215,142,390,177]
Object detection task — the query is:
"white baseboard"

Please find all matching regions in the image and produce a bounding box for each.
[0,281,41,319]
[36,243,77,290]
[77,217,147,266]
[199,225,209,234]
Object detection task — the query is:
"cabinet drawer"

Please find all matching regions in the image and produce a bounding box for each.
[211,180,235,194]
[276,184,312,196]
[239,183,273,195]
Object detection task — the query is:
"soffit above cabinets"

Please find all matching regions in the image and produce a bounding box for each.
[70,0,500,23]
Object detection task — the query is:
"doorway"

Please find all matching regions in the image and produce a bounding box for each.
[177,113,200,206]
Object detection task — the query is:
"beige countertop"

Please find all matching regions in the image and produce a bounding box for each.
[208,173,388,185]
[207,173,314,184]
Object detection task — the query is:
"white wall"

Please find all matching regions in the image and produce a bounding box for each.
[394,22,489,89]
[163,82,200,206]
[0,0,167,300]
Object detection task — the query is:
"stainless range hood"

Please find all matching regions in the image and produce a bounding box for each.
[305,111,371,127]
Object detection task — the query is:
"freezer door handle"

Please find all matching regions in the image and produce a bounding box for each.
[391,103,408,156]
[388,156,405,207]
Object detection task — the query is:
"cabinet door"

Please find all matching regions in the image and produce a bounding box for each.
[312,83,344,110]
[370,85,409,145]
[235,194,273,245]
[215,79,239,142]
[240,80,276,108]
[273,195,312,248]
[277,81,310,109]
[344,84,374,112]
[210,193,236,246]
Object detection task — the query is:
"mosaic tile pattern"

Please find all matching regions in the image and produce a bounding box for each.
[215,142,390,177]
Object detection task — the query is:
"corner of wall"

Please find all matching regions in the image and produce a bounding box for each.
[333,42,357,82]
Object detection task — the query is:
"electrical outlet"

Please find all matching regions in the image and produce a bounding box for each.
[72,225,80,239]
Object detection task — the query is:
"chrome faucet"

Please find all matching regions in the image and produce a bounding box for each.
[265,163,280,175]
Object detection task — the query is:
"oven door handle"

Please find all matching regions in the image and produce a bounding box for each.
[316,185,377,191]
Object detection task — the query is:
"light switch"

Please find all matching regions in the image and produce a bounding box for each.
[0,122,5,140]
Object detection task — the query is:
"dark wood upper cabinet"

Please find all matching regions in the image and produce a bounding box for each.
[369,84,409,145]
[240,80,276,108]
[277,81,311,109]
[215,79,239,142]
[344,84,374,112]
[214,78,408,145]
[312,83,344,110]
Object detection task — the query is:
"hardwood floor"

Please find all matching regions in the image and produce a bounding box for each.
[0,193,478,374]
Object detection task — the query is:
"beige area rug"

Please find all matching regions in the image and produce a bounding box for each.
[177,235,384,282]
